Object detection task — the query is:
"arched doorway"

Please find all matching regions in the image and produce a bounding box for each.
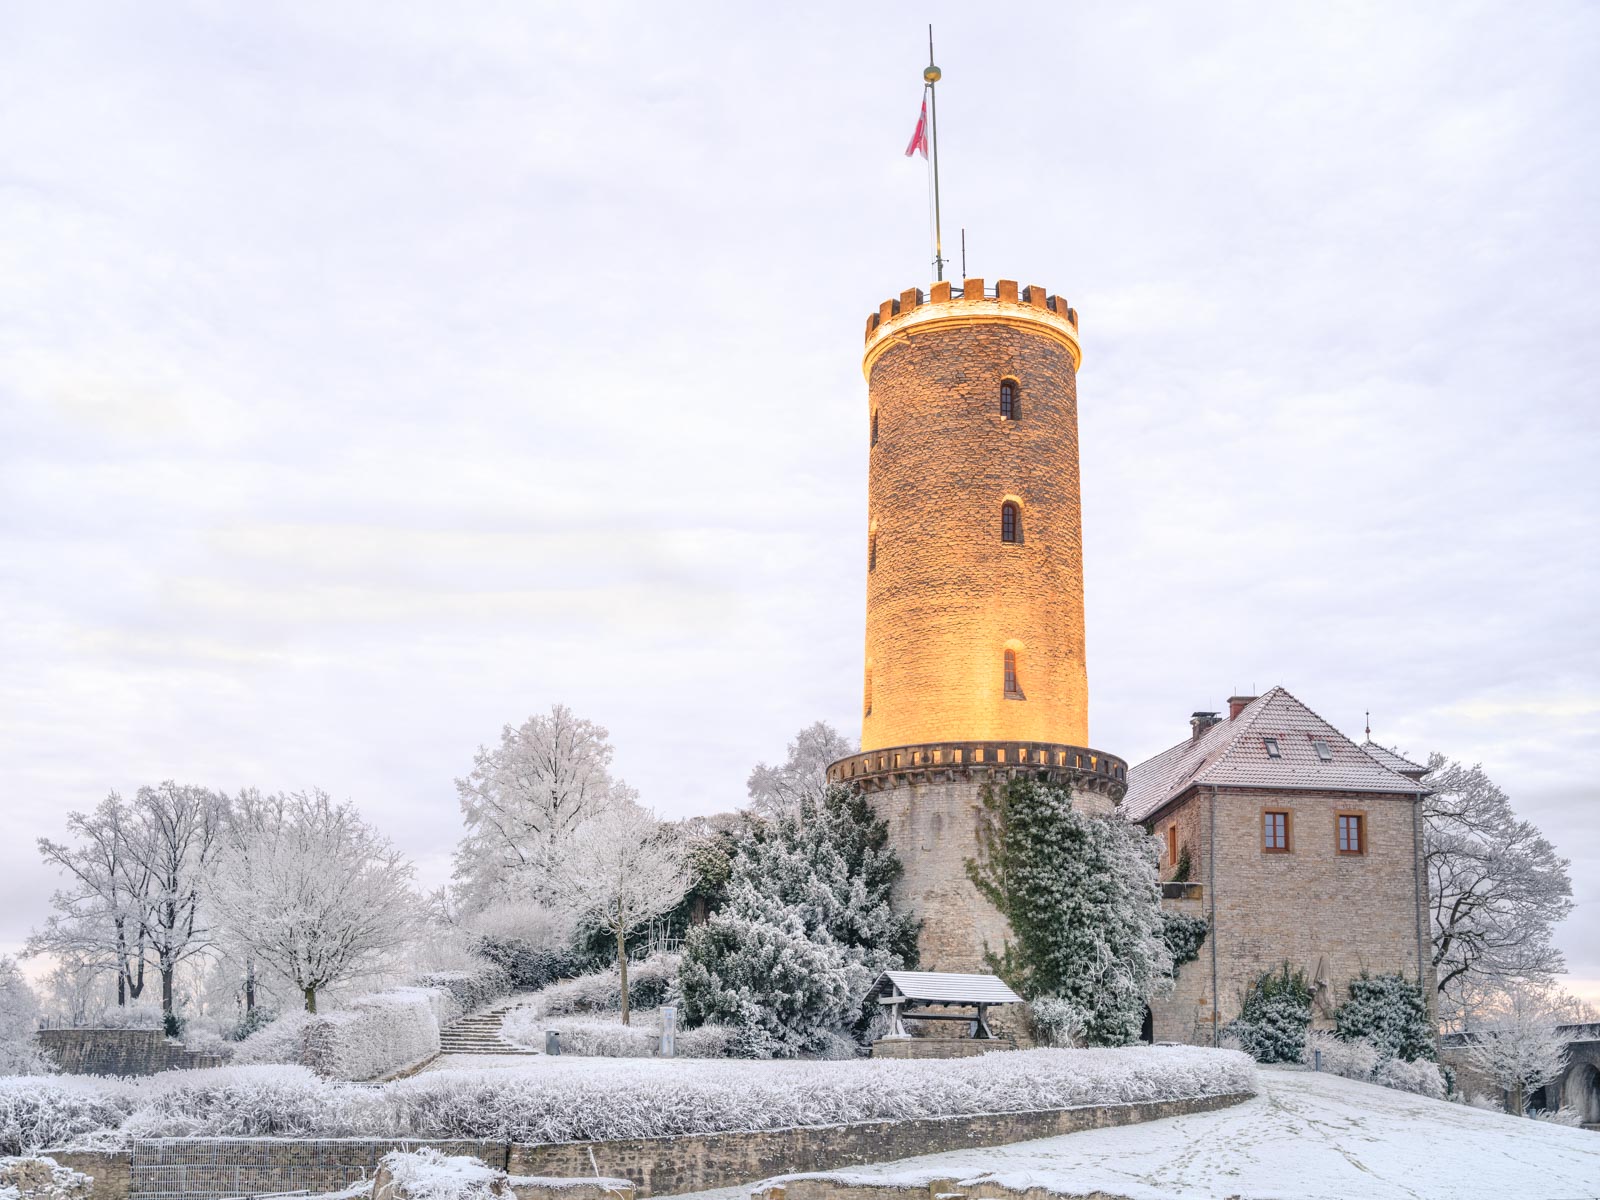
[1563,1061,1600,1124]
[1140,1005,1154,1043]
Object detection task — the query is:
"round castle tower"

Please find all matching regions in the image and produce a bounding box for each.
[827,278,1128,971]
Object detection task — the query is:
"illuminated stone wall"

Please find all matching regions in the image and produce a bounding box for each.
[860,279,1088,752]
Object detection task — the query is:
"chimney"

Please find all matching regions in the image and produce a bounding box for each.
[1190,711,1222,742]
[1228,694,1258,720]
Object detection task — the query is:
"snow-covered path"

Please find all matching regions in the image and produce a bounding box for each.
[753,1067,1600,1200]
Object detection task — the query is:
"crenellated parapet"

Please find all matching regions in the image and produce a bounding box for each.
[827,739,1127,801]
[862,278,1081,378]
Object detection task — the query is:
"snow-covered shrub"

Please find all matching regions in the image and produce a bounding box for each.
[118,1065,387,1140]
[0,1154,94,1200]
[1466,1091,1505,1111]
[0,1079,133,1156]
[376,1148,502,1200]
[1531,1104,1583,1126]
[228,1007,278,1043]
[233,1009,312,1065]
[1373,1054,1448,1099]
[1227,964,1311,1064]
[1159,913,1208,975]
[301,989,440,1081]
[384,1045,1256,1143]
[415,964,513,1027]
[1029,998,1088,1049]
[500,1009,733,1059]
[526,955,679,1019]
[1333,972,1435,1062]
[805,1029,862,1060]
[0,960,49,1077]
[967,779,1170,1046]
[1305,1030,1378,1080]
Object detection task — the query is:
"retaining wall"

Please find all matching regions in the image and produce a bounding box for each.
[36,1029,228,1077]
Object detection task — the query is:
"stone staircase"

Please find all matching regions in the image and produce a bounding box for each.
[438,998,538,1056]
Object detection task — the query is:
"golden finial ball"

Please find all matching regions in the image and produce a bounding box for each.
[924,64,942,83]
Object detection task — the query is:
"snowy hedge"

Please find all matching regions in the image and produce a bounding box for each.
[302,989,441,1081]
[1304,1032,1447,1099]
[499,1009,736,1059]
[523,955,678,1019]
[413,964,513,1027]
[0,1046,1255,1148]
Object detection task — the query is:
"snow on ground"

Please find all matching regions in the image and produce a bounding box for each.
[755,1067,1600,1200]
[419,1053,546,1072]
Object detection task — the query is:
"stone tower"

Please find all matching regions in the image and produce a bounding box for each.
[828,278,1127,971]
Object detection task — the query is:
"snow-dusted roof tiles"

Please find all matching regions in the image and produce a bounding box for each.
[1360,741,1429,778]
[870,971,1023,1005]
[1121,687,1429,823]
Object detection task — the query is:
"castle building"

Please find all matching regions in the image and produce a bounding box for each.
[1124,688,1434,1043]
[826,278,1128,972]
[824,277,1434,1035]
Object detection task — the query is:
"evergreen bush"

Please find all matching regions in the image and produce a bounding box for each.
[1160,912,1208,974]
[1228,964,1311,1063]
[1333,972,1435,1062]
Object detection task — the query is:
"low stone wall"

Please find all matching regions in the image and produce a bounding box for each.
[507,1092,1253,1196]
[870,1039,1014,1060]
[36,1029,227,1077]
[50,1092,1252,1200]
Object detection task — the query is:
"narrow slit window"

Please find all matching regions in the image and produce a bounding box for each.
[1312,738,1333,762]
[868,531,877,572]
[1338,813,1365,855]
[1003,649,1024,699]
[1001,501,1021,543]
[1263,737,1281,759]
[1165,825,1179,865]
[863,666,873,717]
[1263,811,1290,852]
[1000,379,1019,420]
[871,409,879,447]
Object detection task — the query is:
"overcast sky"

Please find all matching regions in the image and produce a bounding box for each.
[2,2,1596,1000]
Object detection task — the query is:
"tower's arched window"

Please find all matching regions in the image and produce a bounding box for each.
[864,664,873,717]
[1000,378,1020,420]
[1001,501,1022,544]
[871,409,879,447]
[1004,649,1025,699]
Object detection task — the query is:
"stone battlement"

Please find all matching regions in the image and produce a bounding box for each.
[828,740,1126,798]
[863,278,1080,377]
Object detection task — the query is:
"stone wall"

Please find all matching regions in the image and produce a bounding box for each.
[1148,786,1428,1045]
[52,1093,1253,1200]
[36,1028,227,1076]
[507,1093,1252,1197]
[861,283,1087,752]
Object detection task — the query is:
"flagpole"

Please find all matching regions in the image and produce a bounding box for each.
[925,25,944,282]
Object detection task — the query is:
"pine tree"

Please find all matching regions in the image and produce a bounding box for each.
[965,777,1170,1046]
[1229,964,1312,1063]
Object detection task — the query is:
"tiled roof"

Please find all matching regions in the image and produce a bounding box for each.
[1359,741,1429,778]
[868,971,1023,1005]
[1121,687,1429,822]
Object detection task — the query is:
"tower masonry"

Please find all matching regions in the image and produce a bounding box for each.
[828,278,1127,972]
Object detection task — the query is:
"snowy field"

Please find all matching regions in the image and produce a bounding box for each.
[755,1066,1600,1200]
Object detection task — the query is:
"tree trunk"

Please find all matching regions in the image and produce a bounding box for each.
[161,967,175,1017]
[304,985,318,1014]
[245,962,256,1013]
[618,928,630,1026]
[117,971,126,1007]
[1510,1083,1525,1117]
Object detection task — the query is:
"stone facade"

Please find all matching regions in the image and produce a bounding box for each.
[1148,786,1429,1043]
[860,279,1087,751]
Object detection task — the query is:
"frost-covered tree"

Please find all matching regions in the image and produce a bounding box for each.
[0,955,49,1075]
[966,778,1169,1045]
[551,804,690,1024]
[1423,756,1572,1013]
[1333,972,1435,1062]
[453,705,636,908]
[1463,982,1571,1115]
[124,782,229,1025]
[29,793,154,1006]
[745,721,856,822]
[679,786,917,1055]
[207,790,418,1012]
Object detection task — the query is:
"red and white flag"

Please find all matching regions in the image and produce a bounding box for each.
[904,96,929,159]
